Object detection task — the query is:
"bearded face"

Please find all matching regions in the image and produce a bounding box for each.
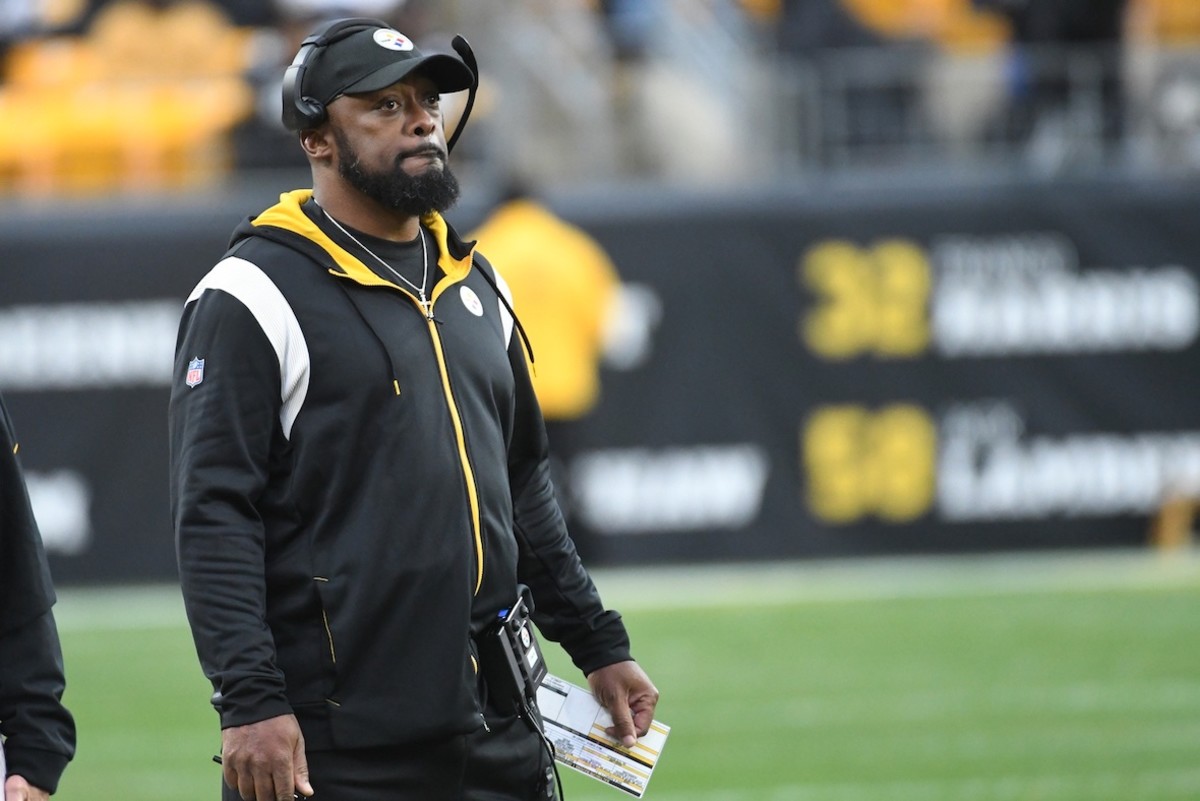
[332,123,461,217]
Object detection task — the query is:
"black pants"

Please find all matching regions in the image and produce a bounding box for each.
[219,711,557,801]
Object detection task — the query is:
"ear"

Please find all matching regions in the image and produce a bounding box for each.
[300,127,333,162]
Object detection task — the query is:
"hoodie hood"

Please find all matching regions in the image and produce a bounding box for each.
[233,189,476,299]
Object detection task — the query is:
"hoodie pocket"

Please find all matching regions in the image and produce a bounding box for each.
[315,579,337,663]
[309,575,340,699]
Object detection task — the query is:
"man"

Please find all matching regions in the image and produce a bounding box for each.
[168,17,658,801]
[973,0,1129,154]
[468,181,623,559]
[0,392,76,801]
[469,180,621,430]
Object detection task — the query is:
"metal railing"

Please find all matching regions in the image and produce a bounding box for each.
[470,3,1200,187]
[767,42,1197,180]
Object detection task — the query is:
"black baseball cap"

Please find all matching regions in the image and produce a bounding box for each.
[304,24,475,107]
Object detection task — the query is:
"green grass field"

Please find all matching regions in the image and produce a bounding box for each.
[49,549,1200,801]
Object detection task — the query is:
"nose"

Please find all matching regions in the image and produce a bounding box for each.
[408,101,437,138]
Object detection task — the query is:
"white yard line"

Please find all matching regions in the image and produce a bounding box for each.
[589,548,1200,611]
[53,548,1200,631]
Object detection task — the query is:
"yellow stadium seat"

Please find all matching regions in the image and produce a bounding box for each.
[0,0,256,194]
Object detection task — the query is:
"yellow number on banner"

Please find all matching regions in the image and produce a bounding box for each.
[800,239,931,359]
[867,405,937,521]
[802,404,937,523]
[802,405,871,522]
[800,241,876,359]
[873,240,931,357]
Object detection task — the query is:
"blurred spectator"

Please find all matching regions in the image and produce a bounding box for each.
[593,0,665,177]
[0,0,87,58]
[776,0,932,165]
[468,178,623,559]
[1132,0,1200,44]
[1123,0,1200,169]
[0,1,37,39]
[593,0,762,182]
[776,0,883,54]
[597,0,662,62]
[975,0,1131,166]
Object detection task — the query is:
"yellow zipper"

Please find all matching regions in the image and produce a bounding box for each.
[425,313,485,594]
[329,268,485,594]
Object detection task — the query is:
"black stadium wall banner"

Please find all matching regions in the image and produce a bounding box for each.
[2,178,1198,583]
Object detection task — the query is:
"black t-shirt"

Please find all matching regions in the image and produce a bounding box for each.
[302,199,445,298]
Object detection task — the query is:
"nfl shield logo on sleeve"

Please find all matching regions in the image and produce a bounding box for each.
[185,357,205,388]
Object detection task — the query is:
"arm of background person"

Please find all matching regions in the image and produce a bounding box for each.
[0,395,75,797]
[0,612,74,798]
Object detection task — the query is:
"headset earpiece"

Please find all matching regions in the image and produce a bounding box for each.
[281,17,391,131]
[281,44,324,131]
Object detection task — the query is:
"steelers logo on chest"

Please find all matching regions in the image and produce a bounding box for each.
[460,285,485,317]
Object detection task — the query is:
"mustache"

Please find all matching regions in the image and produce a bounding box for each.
[396,145,447,163]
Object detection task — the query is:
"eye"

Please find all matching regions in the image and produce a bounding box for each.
[379,98,400,111]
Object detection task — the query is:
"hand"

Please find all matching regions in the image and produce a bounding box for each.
[220,714,314,800]
[586,660,659,748]
[4,775,50,801]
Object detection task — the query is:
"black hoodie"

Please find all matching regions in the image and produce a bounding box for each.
[0,392,75,792]
[169,190,630,750]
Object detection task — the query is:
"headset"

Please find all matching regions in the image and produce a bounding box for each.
[281,16,479,153]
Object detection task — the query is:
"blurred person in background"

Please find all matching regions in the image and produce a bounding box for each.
[975,0,1131,164]
[775,0,929,163]
[169,16,658,801]
[597,0,659,62]
[0,392,76,801]
[0,0,38,44]
[468,178,623,561]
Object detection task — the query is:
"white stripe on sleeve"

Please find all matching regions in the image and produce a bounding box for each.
[187,257,311,439]
[490,266,516,348]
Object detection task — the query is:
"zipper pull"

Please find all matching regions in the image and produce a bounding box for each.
[423,300,442,324]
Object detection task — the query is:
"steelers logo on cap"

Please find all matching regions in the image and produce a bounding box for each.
[373,29,414,51]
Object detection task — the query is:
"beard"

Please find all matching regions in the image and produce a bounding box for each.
[333,126,460,216]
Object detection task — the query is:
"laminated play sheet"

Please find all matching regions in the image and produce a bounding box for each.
[536,673,670,797]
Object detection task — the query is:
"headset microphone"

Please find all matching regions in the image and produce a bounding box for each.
[446,35,478,153]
